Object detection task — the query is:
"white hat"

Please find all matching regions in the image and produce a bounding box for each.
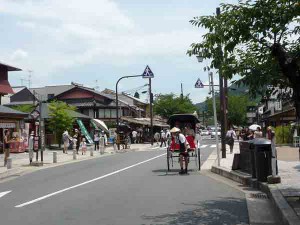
[170,127,180,133]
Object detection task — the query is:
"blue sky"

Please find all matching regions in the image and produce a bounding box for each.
[0,0,237,103]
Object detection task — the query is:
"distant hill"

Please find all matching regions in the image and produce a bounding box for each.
[195,101,207,112]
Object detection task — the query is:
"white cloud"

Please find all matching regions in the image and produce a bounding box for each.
[0,0,204,81]
[10,49,28,61]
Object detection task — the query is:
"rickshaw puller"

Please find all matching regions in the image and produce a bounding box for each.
[170,127,189,174]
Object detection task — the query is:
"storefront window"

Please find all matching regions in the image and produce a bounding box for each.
[98,109,105,118]
[105,109,111,118]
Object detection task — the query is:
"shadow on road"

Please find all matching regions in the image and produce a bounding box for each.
[141,197,248,225]
[152,169,200,176]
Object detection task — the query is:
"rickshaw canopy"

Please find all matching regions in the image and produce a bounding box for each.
[167,114,200,130]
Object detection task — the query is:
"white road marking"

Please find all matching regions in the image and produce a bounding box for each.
[0,191,11,198]
[210,144,216,148]
[200,145,208,148]
[15,153,166,208]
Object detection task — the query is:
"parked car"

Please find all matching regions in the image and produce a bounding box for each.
[211,129,221,138]
[201,130,209,136]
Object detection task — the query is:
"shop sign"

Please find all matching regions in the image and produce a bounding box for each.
[0,123,16,128]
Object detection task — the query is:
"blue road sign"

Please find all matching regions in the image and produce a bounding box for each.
[195,78,204,88]
[142,65,154,78]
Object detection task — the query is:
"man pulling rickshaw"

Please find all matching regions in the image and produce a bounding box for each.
[170,127,189,174]
[167,114,201,173]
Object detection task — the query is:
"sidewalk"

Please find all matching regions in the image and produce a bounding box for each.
[211,140,300,225]
[0,143,156,181]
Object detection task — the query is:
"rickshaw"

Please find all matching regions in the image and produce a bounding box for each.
[115,124,131,150]
[167,114,201,171]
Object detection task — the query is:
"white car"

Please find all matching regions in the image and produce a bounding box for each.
[201,130,209,136]
[211,129,221,138]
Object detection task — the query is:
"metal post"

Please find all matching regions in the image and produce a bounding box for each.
[38,101,44,163]
[149,78,153,146]
[224,78,228,130]
[216,7,226,158]
[210,72,220,166]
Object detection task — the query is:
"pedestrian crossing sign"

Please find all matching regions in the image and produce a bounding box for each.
[195,78,204,88]
[142,65,154,78]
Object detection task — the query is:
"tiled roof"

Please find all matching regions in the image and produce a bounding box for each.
[0,105,28,115]
[29,85,75,100]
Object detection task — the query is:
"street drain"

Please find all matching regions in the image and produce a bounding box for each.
[249,193,269,199]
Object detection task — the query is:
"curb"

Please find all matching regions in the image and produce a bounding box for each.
[211,165,299,225]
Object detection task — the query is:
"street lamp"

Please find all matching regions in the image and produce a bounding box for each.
[196,53,220,166]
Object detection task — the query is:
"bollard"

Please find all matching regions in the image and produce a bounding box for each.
[6,157,12,169]
[53,152,57,163]
[73,149,77,160]
[90,148,94,156]
[100,137,105,155]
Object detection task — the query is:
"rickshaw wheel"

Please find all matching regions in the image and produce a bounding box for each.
[167,147,170,171]
[197,148,201,170]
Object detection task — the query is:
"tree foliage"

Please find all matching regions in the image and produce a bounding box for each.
[153,94,197,118]
[48,101,76,145]
[188,0,300,117]
[206,95,255,126]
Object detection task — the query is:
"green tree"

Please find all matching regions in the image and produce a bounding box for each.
[153,93,197,118]
[188,0,300,118]
[48,101,75,146]
[206,95,255,126]
[11,104,35,113]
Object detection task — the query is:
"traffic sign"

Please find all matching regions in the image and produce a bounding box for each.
[31,110,40,119]
[195,78,204,88]
[142,65,154,78]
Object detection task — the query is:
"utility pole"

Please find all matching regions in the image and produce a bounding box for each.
[216,7,226,158]
[210,72,220,166]
[180,83,183,100]
[149,78,153,146]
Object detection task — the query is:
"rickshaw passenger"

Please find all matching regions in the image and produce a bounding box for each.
[170,127,189,174]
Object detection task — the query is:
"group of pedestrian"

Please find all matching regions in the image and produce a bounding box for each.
[226,126,268,154]
[131,129,143,144]
[62,129,86,155]
[153,129,171,147]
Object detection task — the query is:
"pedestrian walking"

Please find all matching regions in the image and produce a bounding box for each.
[3,130,11,167]
[28,131,34,164]
[62,130,70,154]
[81,138,87,155]
[154,132,160,146]
[254,127,263,138]
[94,131,100,151]
[132,130,137,144]
[73,129,81,154]
[160,129,167,147]
[226,127,236,154]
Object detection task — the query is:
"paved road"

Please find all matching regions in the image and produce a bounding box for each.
[0,141,249,225]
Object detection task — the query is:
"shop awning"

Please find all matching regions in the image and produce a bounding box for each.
[120,117,169,128]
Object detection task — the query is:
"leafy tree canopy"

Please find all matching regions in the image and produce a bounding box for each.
[48,101,76,145]
[188,0,300,116]
[153,93,197,119]
[206,94,256,126]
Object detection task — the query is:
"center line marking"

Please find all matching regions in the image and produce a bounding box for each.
[200,145,208,148]
[15,153,166,208]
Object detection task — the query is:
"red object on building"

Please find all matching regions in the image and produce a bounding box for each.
[0,62,22,95]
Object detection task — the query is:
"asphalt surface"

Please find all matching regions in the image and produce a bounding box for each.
[0,139,249,225]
